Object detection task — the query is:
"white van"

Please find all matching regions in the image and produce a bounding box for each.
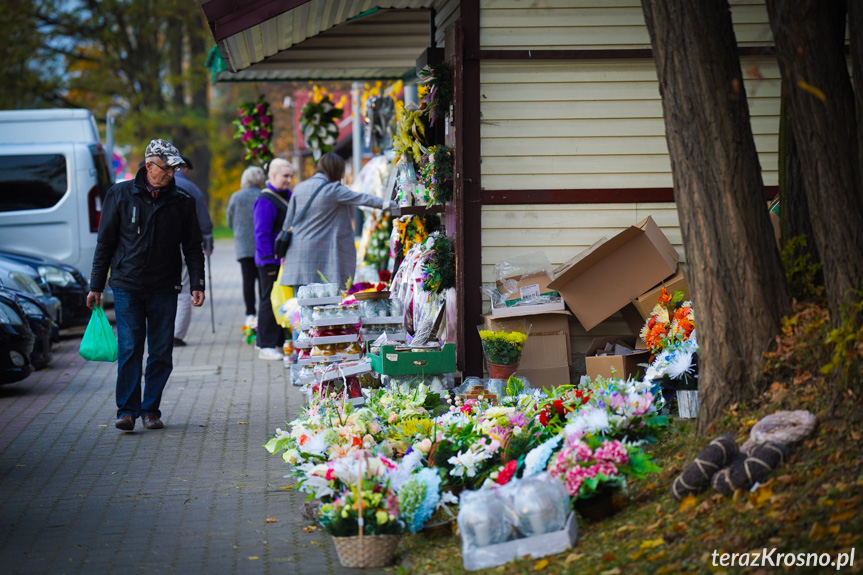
[0,109,113,291]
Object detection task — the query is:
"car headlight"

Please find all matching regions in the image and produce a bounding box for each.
[37,265,76,288]
[17,300,42,317]
[0,302,24,325]
[9,272,44,297]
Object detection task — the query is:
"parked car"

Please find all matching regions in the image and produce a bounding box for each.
[1,287,55,369]
[0,290,35,384]
[0,251,89,328]
[0,255,62,327]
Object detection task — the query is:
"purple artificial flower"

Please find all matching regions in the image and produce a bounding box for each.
[261,115,272,125]
[507,411,528,428]
[256,104,266,114]
[242,116,253,125]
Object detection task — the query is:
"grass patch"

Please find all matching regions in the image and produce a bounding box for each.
[387,303,863,574]
[212,225,234,240]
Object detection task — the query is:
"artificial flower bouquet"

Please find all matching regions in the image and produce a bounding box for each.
[640,287,695,355]
[546,435,660,500]
[478,320,531,379]
[233,95,274,164]
[645,332,699,391]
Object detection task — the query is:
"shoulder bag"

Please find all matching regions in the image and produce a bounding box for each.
[274,180,328,259]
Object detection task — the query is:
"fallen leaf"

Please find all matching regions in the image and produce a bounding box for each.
[601,553,616,562]
[809,522,825,541]
[599,568,621,575]
[646,550,666,562]
[265,517,279,523]
[238,421,250,425]
[98,425,108,428]
[615,525,634,535]
[673,522,688,533]
[248,556,259,560]
[836,497,859,511]
[751,486,774,508]
[851,431,861,441]
[630,550,645,560]
[697,500,713,514]
[830,511,854,523]
[640,538,665,550]
[532,559,550,571]
[776,474,794,485]
[564,553,583,565]
[797,80,827,102]
[678,494,697,513]
[280,485,293,490]
[303,525,318,533]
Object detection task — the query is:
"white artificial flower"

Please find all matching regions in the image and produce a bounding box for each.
[665,349,696,379]
[304,432,328,456]
[447,448,491,478]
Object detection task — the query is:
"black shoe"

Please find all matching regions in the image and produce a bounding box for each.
[173,338,186,347]
[142,414,164,430]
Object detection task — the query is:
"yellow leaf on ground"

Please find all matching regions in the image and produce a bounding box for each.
[830,510,855,523]
[678,494,697,512]
[303,525,318,533]
[601,553,617,562]
[752,486,773,508]
[851,431,861,441]
[599,568,621,575]
[238,421,250,425]
[248,556,259,560]
[647,550,666,562]
[615,525,634,535]
[280,485,293,490]
[265,517,279,523]
[629,550,645,561]
[532,559,550,571]
[564,553,583,565]
[98,425,108,428]
[836,497,859,511]
[640,538,665,549]
[809,522,825,541]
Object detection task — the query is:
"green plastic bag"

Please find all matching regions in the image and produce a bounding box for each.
[78,306,118,362]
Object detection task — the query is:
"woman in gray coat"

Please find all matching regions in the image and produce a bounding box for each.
[226,165,266,323]
[279,153,397,288]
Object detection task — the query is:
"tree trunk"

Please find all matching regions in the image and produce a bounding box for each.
[641,0,792,432]
[766,0,863,324]
[778,92,821,268]
[187,14,211,206]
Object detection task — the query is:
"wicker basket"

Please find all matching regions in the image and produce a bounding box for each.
[332,534,401,568]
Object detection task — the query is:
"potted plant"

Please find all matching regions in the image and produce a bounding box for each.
[477,320,531,380]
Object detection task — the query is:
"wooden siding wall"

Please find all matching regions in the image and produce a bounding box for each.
[478,0,775,50]
[480,58,782,191]
[433,0,460,47]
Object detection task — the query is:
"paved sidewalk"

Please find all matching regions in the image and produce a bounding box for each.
[0,240,386,575]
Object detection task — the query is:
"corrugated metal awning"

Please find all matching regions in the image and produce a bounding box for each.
[202,0,434,82]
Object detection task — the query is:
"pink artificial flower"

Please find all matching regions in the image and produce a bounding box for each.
[242,116,253,125]
[244,130,253,139]
[256,104,266,114]
[261,129,271,139]
[261,115,272,125]
[594,440,629,465]
[388,412,398,423]
[325,468,335,481]
[496,460,518,485]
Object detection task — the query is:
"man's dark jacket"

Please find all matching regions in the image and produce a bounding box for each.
[90,166,205,294]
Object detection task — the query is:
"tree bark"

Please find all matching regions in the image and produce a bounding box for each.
[641,0,792,432]
[766,0,863,324]
[778,92,820,267]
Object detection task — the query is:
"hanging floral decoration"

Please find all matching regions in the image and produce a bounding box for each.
[417,61,452,125]
[419,145,454,206]
[420,231,455,295]
[233,95,274,165]
[300,86,346,161]
[364,214,392,272]
[392,101,427,165]
[393,214,435,254]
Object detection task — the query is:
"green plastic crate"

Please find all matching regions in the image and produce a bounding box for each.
[367,343,456,375]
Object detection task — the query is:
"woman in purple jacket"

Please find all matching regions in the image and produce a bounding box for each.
[253,158,293,360]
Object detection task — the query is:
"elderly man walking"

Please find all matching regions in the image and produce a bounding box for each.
[87,139,205,432]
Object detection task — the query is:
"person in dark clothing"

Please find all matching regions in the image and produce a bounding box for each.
[253,158,293,361]
[87,139,205,431]
[172,156,214,347]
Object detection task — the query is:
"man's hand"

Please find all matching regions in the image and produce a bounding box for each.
[191,290,205,307]
[86,291,102,310]
[202,234,214,256]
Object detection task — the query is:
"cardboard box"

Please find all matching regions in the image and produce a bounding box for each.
[462,512,578,571]
[496,271,556,302]
[630,266,690,320]
[515,365,571,388]
[490,299,565,317]
[482,310,571,370]
[547,216,679,331]
[585,336,650,381]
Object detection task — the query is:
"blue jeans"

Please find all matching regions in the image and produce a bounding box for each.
[113,287,178,419]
